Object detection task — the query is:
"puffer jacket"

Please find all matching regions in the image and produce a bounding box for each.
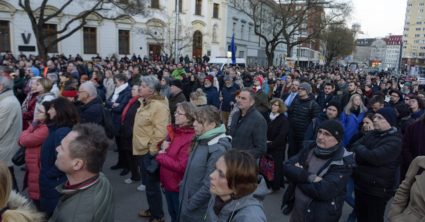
[288,96,321,141]
[388,156,425,222]
[1,191,45,222]
[203,86,220,108]
[133,95,170,156]
[340,111,365,146]
[19,123,48,200]
[178,133,231,222]
[352,127,402,198]
[156,125,195,192]
[283,142,355,222]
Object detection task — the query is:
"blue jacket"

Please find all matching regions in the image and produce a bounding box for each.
[340,111,365,146]
[106,85,131,135]
[219,84,239,112]
[203,86,220,108]
[40,125,71,216]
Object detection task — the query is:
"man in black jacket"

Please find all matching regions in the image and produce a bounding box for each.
[288,82,321,157]
[169,79,187,124]
[228,88,267,159]
[283,120,354,222]
[351,107,402,222]
[316,82,336,110]
[78,81,104,125]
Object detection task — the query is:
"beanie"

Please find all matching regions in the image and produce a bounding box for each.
[318,120,344,142]
[376,107,397,126]
[61,90,78,98]
[255,75,264,86]
[204,75,214,83]
[170,79,183,89]
[326,101,341,116]
[299,82,312,94]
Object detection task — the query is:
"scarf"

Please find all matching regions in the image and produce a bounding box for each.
[269,112,279,121]
[314,143,340,159]
[121,96,140,123]
[196,124,226,141]
[112,83,128,103]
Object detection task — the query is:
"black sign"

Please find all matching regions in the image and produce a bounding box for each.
[18,45,36,52]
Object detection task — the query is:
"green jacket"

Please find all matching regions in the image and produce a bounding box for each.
[49,173,114,222]
[171,68,186,80]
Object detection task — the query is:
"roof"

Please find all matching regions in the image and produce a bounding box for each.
[384,35,402,45]
[356,38,377,46]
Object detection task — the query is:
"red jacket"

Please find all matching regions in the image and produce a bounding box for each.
[156,125,195,192]
[22,93,38,131]
[19,123,48,200]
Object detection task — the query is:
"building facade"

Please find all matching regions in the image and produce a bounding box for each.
[0,0,229,61]
[383,35,402,70]
[402,0,425,69]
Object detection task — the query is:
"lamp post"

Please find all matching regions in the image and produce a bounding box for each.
[174,0,180,64]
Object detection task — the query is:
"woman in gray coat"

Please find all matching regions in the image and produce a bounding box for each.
[206,150,267,222]
[178,106,231,222]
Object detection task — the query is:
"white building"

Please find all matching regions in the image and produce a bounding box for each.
[383,35,402,70]
[0,0,229,61]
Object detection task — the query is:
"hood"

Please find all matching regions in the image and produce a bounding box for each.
[2,191,45,222]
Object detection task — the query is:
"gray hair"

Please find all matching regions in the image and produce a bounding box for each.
[80,81,98,97]
[140,75,160,93]
[0,66,13,91]
[46,73,58,84]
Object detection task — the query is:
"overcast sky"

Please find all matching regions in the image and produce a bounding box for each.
[349,0,407,38]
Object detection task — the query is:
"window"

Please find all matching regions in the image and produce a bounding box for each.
[83,27,97,54]
[195,0,202,15]
[0,21,10,52]
[232,22,236,33]
[241,25,244,39]
[179,0,183,12]
[118,30,130,55]
[151,0,159,9]
[213,3,219,18]
[43,24,58,53]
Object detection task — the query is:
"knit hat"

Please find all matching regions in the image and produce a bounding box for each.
[204,75,214,83]
[376,107,397,126]
[255,75,264,86]
[299,82,312,94]
[62,90,77,98]
[318,120,344,142]
[326,101,341,116]
[170,79,183,89]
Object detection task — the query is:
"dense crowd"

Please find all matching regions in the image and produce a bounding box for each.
[0,51,425,222]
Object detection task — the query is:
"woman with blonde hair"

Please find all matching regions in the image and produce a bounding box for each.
[190,88,207,107]
[0,162,44,222]
[340,94,367,145]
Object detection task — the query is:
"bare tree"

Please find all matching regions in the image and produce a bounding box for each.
[232,0,351,67]
[144,17,194,63]
[323,24,355,66]
[18,0,149,59]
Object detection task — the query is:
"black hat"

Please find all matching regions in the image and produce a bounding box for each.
[376,107,397,126]
[326,101,341,116]
[318,120,344,142]
[170,79,183,89]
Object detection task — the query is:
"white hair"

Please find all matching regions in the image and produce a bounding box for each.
[80,81,98,97]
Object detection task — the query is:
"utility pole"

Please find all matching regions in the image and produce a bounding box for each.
[174,0,180,64]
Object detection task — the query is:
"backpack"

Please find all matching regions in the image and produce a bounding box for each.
[102,107,115,139]
[259,154,275,182]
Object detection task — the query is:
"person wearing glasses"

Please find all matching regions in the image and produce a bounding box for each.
[351,107,402,222]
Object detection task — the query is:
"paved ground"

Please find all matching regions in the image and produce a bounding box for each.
[15,149,354,222]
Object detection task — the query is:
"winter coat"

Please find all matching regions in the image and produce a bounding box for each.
[340,111,365,146]
[169,91,187,123]
[39,125,71,216]
[220,84,239,112]
[388,156,425,222]
[178,133,231,222]
[352,127,402,198]
[205,178,268,222]
[49,173,114,222]
[103,77,115,99]
[229,106,267,159]
[156,125,195,192]
[283,142,355,222]
[1,191,45,222]
[254,90,269,115]
[288,96,321,142]
[203,86,220,108]
[0,90,22,166]
[401,118,425,177]
[119,99,140,151]
[316,92,336,110]
[304,113,329,143]
[106,85,131,136]
[266,113,289,150]
[133,95,170,156]
[19,124,48,200]
[79,97,104,125]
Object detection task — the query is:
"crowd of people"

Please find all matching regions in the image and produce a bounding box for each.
[0,51,424,222]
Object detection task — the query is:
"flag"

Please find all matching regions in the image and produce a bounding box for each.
[231,33,236,65]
